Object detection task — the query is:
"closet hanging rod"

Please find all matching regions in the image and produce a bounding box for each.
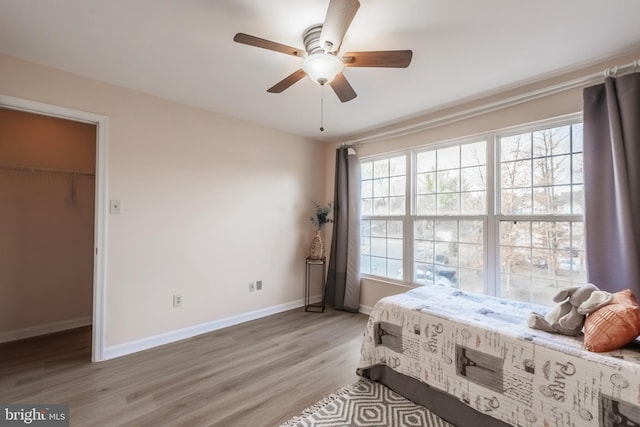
[0,163,95,178]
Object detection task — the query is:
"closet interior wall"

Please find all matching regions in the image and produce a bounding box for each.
[0,107,96,342]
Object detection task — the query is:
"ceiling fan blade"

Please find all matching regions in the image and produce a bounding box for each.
[319,0,360,53]
[267,69,307,93]
[233,33,304,57]
[329,72,357,102]
[342,50,413,68]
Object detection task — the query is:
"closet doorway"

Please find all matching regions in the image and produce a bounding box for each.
[0,97,107,362]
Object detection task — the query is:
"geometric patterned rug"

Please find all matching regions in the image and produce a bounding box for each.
[279,379,455,427]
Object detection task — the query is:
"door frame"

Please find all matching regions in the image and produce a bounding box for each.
[0,94,108,362]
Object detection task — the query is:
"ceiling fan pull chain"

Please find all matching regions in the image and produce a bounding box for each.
[320,84,325,132]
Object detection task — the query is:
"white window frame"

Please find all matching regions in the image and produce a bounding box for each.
[492,114,585,301]
[360,155,409,281]
[359,113,585,302]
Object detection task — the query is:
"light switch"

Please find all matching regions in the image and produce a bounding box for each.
[110,199,122,214]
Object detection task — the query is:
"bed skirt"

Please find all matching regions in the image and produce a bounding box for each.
[358,364,510,427]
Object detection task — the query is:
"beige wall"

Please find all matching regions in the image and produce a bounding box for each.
[0,53,326,351]
[0,108,96,336]
[325,50,640,310]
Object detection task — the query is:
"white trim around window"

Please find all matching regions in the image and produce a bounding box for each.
[359,113,585,304]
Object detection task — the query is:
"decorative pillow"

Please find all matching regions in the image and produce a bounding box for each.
[583,289,640,352]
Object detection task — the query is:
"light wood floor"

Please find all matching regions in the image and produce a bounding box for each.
[0,307,368,427]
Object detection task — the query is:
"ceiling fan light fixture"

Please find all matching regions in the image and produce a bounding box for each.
[302,53,344,85]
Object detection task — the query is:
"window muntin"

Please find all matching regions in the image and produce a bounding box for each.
[499,220,585,304]
[361,156,406,216]
[360,219,403,279]
[415,141,486,216]
[413,219,483,292]
[499,124,584,216]
[359,117,585,305]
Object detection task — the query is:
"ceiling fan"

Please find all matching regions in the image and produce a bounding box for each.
[233,0,412,103]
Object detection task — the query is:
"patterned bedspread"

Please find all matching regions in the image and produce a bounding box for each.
[357,285,640,426]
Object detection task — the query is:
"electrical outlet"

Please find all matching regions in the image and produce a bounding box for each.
[256,280,263,291]
[173,294,182,307]
[249,282,256,292]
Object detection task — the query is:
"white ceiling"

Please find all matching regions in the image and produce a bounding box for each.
[1,0,640,143]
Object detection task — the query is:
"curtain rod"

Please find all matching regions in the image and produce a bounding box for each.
[0,163,95,178]
[345,58,640,146]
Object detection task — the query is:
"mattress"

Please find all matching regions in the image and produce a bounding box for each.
[356,285,640,426]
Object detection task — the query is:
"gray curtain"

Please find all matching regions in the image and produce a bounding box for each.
[325,147,361,312]
[583,73,640,293]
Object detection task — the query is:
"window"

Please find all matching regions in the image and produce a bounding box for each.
[497,123,585,304]
[360,116,586,304]
[360,156,406,280]
[414,141,486,292]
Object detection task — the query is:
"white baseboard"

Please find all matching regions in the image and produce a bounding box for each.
[103,296,321,361]
[359,304,374,316]
[0,316,92,343]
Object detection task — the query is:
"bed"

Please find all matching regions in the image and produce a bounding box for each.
[356,285,640,426]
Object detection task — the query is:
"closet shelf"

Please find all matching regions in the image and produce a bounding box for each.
[0,163,95,178]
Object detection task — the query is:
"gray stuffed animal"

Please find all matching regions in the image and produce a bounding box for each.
[527,283,612,336]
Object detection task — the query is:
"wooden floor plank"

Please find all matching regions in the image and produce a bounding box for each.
[0,308,367,426]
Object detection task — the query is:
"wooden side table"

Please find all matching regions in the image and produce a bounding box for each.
[305,257,326,312]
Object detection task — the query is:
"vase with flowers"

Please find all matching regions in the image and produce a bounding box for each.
[309,201,333,260]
